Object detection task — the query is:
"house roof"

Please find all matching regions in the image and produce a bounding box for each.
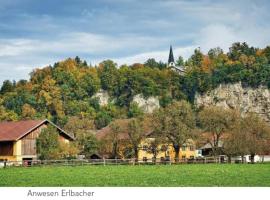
[0,119,74,141]
[96,118,153,141]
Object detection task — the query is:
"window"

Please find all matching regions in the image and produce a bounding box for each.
[142,145,148,151]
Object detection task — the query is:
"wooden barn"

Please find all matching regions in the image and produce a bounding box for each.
[0,119,74,162]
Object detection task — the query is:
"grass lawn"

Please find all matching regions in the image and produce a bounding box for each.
[0,163,270,187]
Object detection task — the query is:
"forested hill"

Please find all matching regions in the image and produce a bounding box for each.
[0,42,270,129]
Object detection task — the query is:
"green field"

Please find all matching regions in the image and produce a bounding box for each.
[0,164,270,187]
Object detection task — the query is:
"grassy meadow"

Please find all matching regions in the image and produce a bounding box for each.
[0,163,270,187]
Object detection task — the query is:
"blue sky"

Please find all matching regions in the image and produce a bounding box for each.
[0,0,270,83]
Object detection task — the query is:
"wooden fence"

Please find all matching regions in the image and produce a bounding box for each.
[0,157,232,168]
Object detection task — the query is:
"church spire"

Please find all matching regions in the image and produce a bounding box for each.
[168,45,175,67]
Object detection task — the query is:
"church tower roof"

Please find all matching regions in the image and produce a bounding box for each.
[168,45,175,63]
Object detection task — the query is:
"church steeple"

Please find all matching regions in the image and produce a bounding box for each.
[168,45,175,67]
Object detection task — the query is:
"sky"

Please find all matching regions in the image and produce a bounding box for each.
[0,0,270,83]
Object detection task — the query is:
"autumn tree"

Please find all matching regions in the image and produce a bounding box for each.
[0,105,18,121]
[223,110,248,163]
[198,106,234,157]
[22,104,37,119]
[152,100,196,162]
[242,113,270,163]
[107,121,122,158]
[64,116,98,158]
[127,117,145,161]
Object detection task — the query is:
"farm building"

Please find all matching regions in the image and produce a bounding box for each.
[0,119,74,162]
[199,141,270,163]
[96,118,197,161]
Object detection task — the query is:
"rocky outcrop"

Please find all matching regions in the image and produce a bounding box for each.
[132,94,160,113]
[92,90,110,106]
[92,90,160,113]
[195,82,270,122]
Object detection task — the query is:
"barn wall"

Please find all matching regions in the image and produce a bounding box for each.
[21,124,47,156]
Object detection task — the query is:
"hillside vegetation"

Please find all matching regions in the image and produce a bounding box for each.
[0,42,270,129]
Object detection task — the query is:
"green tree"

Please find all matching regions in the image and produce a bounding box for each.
[208,47,223,60]
[188,48,203,68]
[0,80,15,94]
[95,111,112,129]
[36,125,61,160]
[77,133,98,158]
[176,56,184,66]
[128,102,144,118]
[152,100,196,162]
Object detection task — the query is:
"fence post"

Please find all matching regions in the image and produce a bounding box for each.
[103,158,106,166]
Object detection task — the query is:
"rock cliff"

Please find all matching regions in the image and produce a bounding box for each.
[92,90,110,106]
[195,82,270,122]
[92,90,160,113]
[132,94,160,113]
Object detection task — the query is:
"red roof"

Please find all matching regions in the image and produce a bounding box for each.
[0,119,74,141]
[96,118,153,141]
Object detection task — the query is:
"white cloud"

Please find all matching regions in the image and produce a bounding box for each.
[195,24,237,53]
[195,23,270,54]
[0,32,170,57]
[113,45,195,65]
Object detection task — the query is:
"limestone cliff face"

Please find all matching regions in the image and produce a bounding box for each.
[195,82,270,122]
[132,94,160,113]
[92,90,160,113]
[92,90,110,106]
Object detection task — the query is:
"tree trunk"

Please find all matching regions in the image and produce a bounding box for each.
[228,156,231,164]
[134,148,139,163]
[152,152,157,164]
[112,142,118,159]
[174,145,180,163]
[250,154,255,164]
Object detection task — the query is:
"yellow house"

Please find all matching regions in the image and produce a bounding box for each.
[96,119,197,161]
[0,119,74,162]
[138,138,196,162]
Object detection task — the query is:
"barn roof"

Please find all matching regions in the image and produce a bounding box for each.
[0,119,74,141]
